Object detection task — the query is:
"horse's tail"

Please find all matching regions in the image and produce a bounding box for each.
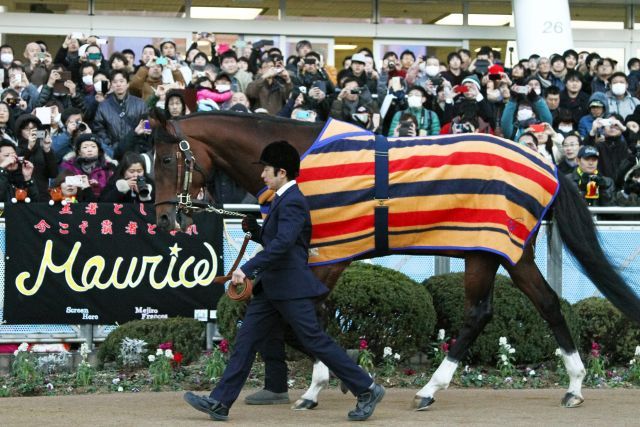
[553,173,640,324]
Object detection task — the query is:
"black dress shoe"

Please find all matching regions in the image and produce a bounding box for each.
[183,391,229,421]
[347,384,385,421]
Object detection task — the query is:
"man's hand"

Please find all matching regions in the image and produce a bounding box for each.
[47,70,60,88]
[231,268,246,284]
[64,80,77,97]
[22,160,34,181]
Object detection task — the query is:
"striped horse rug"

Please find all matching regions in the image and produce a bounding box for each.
[295,119,559,266]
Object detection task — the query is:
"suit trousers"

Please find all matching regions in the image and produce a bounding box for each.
[210,291,372,407]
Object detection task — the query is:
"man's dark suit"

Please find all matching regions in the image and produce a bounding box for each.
[210,182,373,407]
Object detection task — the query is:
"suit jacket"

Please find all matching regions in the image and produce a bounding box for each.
[241,183,328,301]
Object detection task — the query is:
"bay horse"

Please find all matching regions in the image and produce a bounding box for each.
[152,110,640,411]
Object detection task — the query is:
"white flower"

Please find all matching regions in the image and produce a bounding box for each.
[635,345,640,357]
[630,359,635,365]
[504,344,511,351]
[287,379,295,387]
[156,349,163,356]
[503,361,509,366]
[18,342,29,352]
[438,329,445,341]
[522,377,527,382]
[112,378,120,385]
[148,355,156,363]
[46,383,54,390]
[499,337,507,346]
[117,386,124,392]
[501,354,508,362]
[509,348,516,354]
[529,370,536,376]
[13,350,18,356]
[394,353,401,361]
[477,374,483,381]
[164,349,174,359]
[463,365,470,373]
[433,347,438,353]
[555,348,562,356]
[383,347,392,357]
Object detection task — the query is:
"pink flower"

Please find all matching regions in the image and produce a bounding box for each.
[591,341,601,358]
[359,339,368,351]
[441,342,450,353]
[159,341,173,350]
[219,339,229,354]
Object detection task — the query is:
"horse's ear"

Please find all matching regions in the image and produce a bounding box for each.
[149,107,168,129]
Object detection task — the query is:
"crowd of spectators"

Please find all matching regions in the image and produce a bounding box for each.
[2,34,640,208]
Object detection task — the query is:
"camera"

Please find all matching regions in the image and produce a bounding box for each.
[17,156,24,164]
[35,130,46,139]
[304,58,316,65]
[600,118,612,127]
[430,77,443,87]
[398,121,414,137]
[5,97,17,107]
[136,176,151,199]
[350,87,362,95]
[76,121,87,132]
[388,61,396,70]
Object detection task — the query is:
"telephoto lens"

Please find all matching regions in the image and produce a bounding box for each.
[136,176,151,199]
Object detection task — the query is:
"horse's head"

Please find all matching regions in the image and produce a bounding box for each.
[151,109,213,232]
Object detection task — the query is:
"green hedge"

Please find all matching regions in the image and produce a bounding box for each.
[574,297,640,363]
[424,273,581,364]
[326,262,436,361]
[97,318,204,366]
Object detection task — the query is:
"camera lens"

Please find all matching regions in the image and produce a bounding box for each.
[78,122,87,132]
[136,176,150,198]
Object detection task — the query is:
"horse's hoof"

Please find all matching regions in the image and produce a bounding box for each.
[292,398,318,411]
[561,392,584,408]
[414,396,435,411]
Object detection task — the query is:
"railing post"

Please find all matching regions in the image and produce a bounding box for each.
[434,256,450,276]
[547,222,563,297]
[80,324,94,350]
[206,322,215,350]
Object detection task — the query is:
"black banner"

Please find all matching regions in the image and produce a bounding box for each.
[4,203,224,324]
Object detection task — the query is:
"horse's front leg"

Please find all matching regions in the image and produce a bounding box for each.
[415,252,499,410]
[292,360,330,410]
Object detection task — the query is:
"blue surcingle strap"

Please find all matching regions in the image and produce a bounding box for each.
[374,134,389,255]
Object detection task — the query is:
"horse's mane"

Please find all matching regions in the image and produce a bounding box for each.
[175,110,324,128]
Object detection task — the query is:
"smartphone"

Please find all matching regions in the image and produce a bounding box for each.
[96,80,109,94]
[311,80,327,93]
[37,52,46,61]
[96,38,108,46]
[192,64,205,72]
[298,86,307,95]
[10,73,21,85]
[53,71,71,95]
[488,73,501,81]
[304,58,317,65]
[475,59,490,75]
[453,85,468,94]
[34,107,53,125]
[235,40,246,49]
[530,124,545,133]
[0,69,4,82]
[514,85,529,94]
[390,76,402,92]
[156,57,168,66]
[600,118,612,126]
[65,175,89,188]
[87,52,101,61]
[295,110,312,120]
[144,120,151,130]
[35,130,47,139]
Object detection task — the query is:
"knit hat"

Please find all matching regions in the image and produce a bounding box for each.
[461,74,481,91]
[74,133,102,155]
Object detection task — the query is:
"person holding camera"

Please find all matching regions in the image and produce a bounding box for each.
[388,86,440,137]
[130,55,185,102]
[337,53,377,106]
[0,101,17,144]
[330,77,378,123]
[58,133,115,200]
[7,63,40,113]
[0,140,38,202]
[36,65,85,110]
[246,55,293,115]
[23,41,52,87]
[52,107,92,164]
[441,52,470,87]
[100,151,154,203]
[14,115,57,201]
[614,164,640,209]
[584,113,629,181]
[567,145,614,206]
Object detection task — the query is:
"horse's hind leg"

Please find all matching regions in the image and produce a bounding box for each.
[502,244,585,408]
[415,252,500,410]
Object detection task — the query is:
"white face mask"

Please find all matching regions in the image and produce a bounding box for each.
[216,84,231,92]
[558,124,574,133]
[0,53,13,64]
[82,75,94,86]
[407,95,423,108]
[53,113,61,123]
[533,88,541,96]
[352,113,369,124]
[425,65,440,77]
[517,109,534,121]
[611,82,627,96]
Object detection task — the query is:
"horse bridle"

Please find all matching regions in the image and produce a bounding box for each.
[154,120,253,301]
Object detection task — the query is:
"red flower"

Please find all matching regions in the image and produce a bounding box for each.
[403,368,416,376]
[359,339,368,351]
[159,341,173,350]
[441,342,450,353]
[173,352,183,364]
[219,339,229,354]
[591,341,601,358]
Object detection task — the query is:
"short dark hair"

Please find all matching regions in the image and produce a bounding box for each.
[109,69,129,82]
[544,86,561,97]
[550,54,566,66]
[628,57,640,70]
[383,51,398,61]
[457,48,471,57]
[518,131,538,145]
[219,50,238,62]
[0,44,13,53]
[305,51,321,62]
[109,52,128,67]
[477,46,493,57]
[342,77,359,88]
[122,49,135,58]
[296,40,312,51]
[563,49,578,60]
[597,57,616,68]
[400,49,415,61]
[447,51,461,64]
[565,69,582,82]
[608,71,627,83]
[142,44,160,57]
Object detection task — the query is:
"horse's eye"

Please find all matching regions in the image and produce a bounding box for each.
[162,157,172,165]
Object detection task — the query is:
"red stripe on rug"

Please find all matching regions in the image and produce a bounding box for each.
[298,162,374,183]
[311,215,374,239]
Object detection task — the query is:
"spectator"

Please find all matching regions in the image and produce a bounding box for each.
[0,101,16,144]
[399,50,416,73]
[547,55,567,91]
[453,75,496,130]
[285,39,312,75]
[196,73,234,111]
[58,133,115,200]
[457,48,471,72]
[605,72,640,120]
[557,132,581,174]
[218,50,252,93]
[164,90,187,117]
[614,164,640,207]
[591,57,616,94]
[1,44,14,87]
[122,49,136,71]
[500,82,552,141]
[441,52,469,87]
[7,62,40,112]
[337,53,378,104]
[246,56,293,115]
[53,34,81,81]
[13,115,57,201]
[36,65,85,110]
[230,92,251,111]
[92,69,147,158]
[560,70,590,124]
[1,89,27,123]
[108,52,130,72]
[330,77,378,123]
[292,52,334,96]
[52,107,93,163]
[584,113,629,181]
[388,86,440,136]
[578,93,608,137]
[0,140,38,202]
[115,115,154,161]
[517,131,538,151]
[23,40,51,87]
[130,57,185,102]
[568,145,614,206]
[510,62,527,84]
[554,108,578,135]
[100,151,154,203]
[563,49,579,71]
[627,57,640,94]
[544,86,561,123]
[394,112,419,137]
[136,45,159,72]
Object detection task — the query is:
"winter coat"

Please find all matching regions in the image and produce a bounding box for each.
[92,93,147,157]
[58,152,116,198]
[129,66,185,102]
[0,168,39,203]
[100,175,155,203]
[500,97,552,141]
[605,91,640,120]
[578,92,609,138]
[567,167,614,206]
[245,77,293,115]
[388,107,441,136]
